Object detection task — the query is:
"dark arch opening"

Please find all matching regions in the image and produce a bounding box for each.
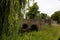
[30,25,38,31]
[19,24,28,33]
[22,24,28,29]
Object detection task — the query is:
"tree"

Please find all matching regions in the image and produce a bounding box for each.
[26,3,40,19]
[35,13,41,20]
[51,11,60,24]
[0,0,24,40]
[0,0,10,40]
[40,13,48,20]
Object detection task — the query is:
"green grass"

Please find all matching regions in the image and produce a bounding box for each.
[16,24,60,40]
[2,24,60,40]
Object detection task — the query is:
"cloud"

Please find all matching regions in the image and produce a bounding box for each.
[35,0,60,16]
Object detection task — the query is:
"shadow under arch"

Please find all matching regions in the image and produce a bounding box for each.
[30,24,38,31]
[22,24,28,29]
[19,24,28,33]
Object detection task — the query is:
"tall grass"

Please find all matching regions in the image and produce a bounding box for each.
[17,24,60,40]
[2,24,60,40]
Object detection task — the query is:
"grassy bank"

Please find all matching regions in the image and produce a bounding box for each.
[16,24,60,40]
[2,24,60,40]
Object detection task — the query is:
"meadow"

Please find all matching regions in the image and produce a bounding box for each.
[17,24,60,40]
[2,24,60,40]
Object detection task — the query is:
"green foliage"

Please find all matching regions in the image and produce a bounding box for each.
[0,0,34,40]
[26,3,40,19]
[51,11,60,24]
[35,13,41,20]
[18,24,60,40]
[8,0,22,40]
[40,13,48,19]
[0,0,10,40]
[0,0,23,40]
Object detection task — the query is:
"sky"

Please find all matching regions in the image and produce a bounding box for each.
[30,0,60,16]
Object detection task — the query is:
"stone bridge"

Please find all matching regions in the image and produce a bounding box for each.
[19,19,52,32]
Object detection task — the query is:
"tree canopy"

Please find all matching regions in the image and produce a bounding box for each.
[26,3,40,19]
[40,13,48,19]
[51,11,60,24]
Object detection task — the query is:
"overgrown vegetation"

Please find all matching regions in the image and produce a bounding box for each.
[0,0,60,40]
[18,24,60,40]
[0,0,22,40]
[13,24,60,40]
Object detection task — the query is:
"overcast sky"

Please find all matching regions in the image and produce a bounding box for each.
[31,0,60,16]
